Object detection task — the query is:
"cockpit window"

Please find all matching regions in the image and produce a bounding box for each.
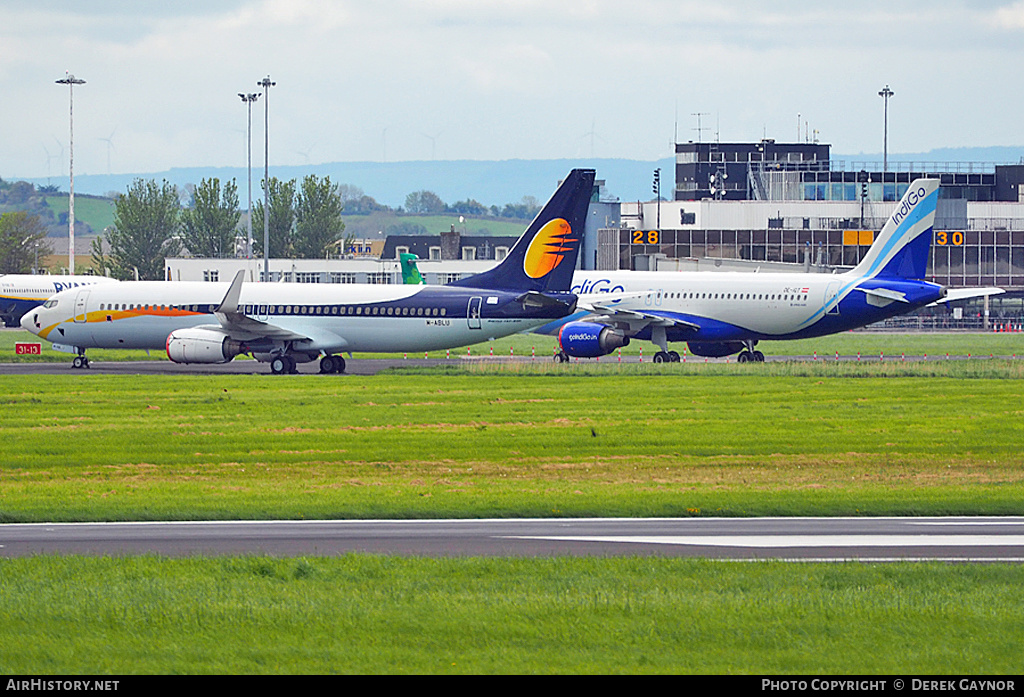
[43,299,58,308]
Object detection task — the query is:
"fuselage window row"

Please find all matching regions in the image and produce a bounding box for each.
[95,303,450,317]
[653,292,808,301]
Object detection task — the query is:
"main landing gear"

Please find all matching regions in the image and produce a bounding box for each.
[319,354,346,374]
[268,351,346,375]
[653,350,680,363]
[736,341,765,363]
[651,326,680,362]
[270,355,297,374]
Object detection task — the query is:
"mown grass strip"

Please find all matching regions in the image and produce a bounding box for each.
[0,555,1020,674]
[2,371,1021,521]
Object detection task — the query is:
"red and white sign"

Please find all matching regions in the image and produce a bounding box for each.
[15,342,42,355]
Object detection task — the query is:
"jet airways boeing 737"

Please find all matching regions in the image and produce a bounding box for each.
[22,169,596,373]
[1,274,115,327]
[537,178,962,362]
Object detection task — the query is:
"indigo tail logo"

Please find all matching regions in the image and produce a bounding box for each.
[523,218,577,279]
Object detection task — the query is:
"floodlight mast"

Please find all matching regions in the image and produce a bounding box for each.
[258,75,276,281]
[878,85,894,173]
[238,92,261,260]
[55,73,85,273]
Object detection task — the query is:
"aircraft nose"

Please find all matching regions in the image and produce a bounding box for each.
[20,310,38,333]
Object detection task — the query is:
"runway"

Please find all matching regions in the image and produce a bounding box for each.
[3,517,1024,561]
[1,351,1009,376]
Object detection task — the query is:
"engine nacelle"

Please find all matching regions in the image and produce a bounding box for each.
[558,321,630,358]
[686,341,745,358]
[165,327,245,364]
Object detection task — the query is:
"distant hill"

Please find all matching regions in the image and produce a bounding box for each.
[17,158,675,209]
[832,146,1024,167]
[14,147,1024,209]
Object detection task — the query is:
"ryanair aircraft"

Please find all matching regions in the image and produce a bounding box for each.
[22,169,596,373]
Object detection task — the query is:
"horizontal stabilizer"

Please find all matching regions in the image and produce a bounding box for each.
[516,291,574,310]
[932,287,1005,306]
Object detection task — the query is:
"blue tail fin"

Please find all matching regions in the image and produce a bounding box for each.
[851,179,940,280]
[451,169,595,292]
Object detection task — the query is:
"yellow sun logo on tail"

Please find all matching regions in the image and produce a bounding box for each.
[523,218,577,279]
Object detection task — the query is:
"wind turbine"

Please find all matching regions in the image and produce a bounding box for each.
[52,137,65,179]
[420,129,443,160]
[42,143,59,185]
[295,143,314,164]
[579,119,604,158]
[98,127,116,174]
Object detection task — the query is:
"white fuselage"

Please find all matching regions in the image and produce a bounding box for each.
[22,280,562,356]
[557,268,944,343]
[572,270,842,336]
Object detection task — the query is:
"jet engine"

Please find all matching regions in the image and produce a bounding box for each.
[165,327,246,364]
[558,321,630,358]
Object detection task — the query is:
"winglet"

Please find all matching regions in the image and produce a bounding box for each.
[216,270,246,315]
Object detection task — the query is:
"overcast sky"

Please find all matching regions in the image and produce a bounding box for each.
[4,0,1024,180]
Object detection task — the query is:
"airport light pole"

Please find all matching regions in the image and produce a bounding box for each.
[56,72,85,273]
[238,92,261,259]
[878,85,894,173]
[258,75,276,281]
[653,168,661,231]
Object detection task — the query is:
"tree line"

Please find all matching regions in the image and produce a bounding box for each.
[337,183,541,221]
[92,174,345,280]
[0,175,544,277]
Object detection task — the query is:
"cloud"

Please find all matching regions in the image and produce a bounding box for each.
[3,1,1024,179]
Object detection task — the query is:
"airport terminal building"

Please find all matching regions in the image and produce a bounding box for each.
[606,140,1024,290]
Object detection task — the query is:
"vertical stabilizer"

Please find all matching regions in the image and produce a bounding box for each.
[400,253,426,285]
[851,179,939,280]
[451,169,595,292]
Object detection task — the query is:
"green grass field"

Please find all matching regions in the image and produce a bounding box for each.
[2,367,1023,522]
[1,556,1020,674]
[2,341,1023,674]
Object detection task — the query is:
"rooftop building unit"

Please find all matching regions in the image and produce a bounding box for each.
[675,140,1024,203]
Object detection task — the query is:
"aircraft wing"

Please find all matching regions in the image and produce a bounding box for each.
[214,313,310,341]
[212,270,310,342]
[578,299,701,332]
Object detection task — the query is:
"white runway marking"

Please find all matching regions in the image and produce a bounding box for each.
[506,535,1024,548]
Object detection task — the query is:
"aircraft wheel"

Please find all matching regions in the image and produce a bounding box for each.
[333,355,346,373]
[753,350,765,363]
[668,351,681,362]
[72,356,84,369]
[554,351,569,363]
[653,352,666,363]
[320,355,336,373]
[271,357,288,375]
[737,351,751,363]
[287,356,298,374]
